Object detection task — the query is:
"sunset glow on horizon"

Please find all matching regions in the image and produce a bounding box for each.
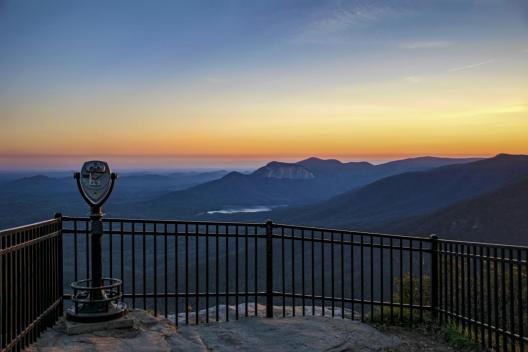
[1,1,527,169]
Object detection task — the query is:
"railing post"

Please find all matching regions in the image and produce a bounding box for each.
[430,234,439,321]
[265,220,274,318]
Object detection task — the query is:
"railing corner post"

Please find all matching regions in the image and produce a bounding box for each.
[430,234,439,321]
[265,220,274,318]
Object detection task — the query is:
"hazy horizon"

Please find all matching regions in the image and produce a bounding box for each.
[0,152,496,172]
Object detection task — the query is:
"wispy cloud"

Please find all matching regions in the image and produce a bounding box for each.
[404,59,495,84]
[399,40,453,49]
[447,60,494,72]
[291,2,413,45]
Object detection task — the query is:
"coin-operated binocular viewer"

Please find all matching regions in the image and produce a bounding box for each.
[66,160,127,322]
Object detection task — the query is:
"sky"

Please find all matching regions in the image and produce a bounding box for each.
[0,0,527,169]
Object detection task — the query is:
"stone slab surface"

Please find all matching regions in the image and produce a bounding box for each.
[26,308,455,352]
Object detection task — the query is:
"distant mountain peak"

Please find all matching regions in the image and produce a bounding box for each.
[223,171,245,179]
[493,153,527,159]
[297,157,343,166]
[10,175,53,184]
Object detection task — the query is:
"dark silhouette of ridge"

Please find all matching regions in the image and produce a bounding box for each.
[386,176,528,245]
[274,154,528,230]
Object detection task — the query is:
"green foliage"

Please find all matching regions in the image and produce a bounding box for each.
[439,323,480,351]
[367,272,432,326]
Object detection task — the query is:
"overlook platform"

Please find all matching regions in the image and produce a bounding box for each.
[26,308,457,352]
[2,216,526,352]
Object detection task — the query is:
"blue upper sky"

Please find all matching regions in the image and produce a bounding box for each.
[0,0,526,169]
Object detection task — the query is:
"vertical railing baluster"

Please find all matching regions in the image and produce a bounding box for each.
[109,220,113,279]
[517,249,524,352]
[480,246,485,349]
[164,223,168,318]
[132,222,136,308]
[453,243,458,329]
[225,224,229,321]
[235,225,239,320]
[206,224,209,323]
[195,224,199,324]
[460,245,469,333]
[85,220,89,280]
[120,221,124,302]
[351,233,355,320]
[216,224,219,321]
[380,236,384,322]
[399,238,403,322]
[14,231,20,351]
[509,248,515,352]
[142,222,147,310]
[185,223,189,324]
[175,223,179,327]
[292,228,296,317]
[370,236,374,320]
[444,242,448,324]
[494,246,500,351]
[469,244,473,337]
[254,225,258,316]
[418,240,423,322]
[265,221,273,319]
[74,220,78,282]
[322,231,326,316]
[360,234,364,321]
[473,245,478,342]
[244,226,248,317]
[430,235,438,321]
[154,223,158,316]
[281,226,285,317]
[390,237,393,323]
[331,231,335,317]
[312,230,315,316]
[487,246,492,348]
[449,243,454,326]
[501,247,507,352]
[341,232,345,319]
[302,229,305,316]
[1,233,5,350]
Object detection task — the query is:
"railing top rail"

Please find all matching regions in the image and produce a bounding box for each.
[438,238,528,250]
[61,215,266,228]
[3,215,525,249]
[0,217,60,237]
[273,222,432,241]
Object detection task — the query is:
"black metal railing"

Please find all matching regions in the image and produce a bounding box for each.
[60,216,433,325]
[0,217,63,352]
[437,240,528,351]
[1,215,527,352]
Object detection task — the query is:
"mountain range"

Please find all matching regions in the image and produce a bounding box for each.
[1,154,527,245]
[127,156,481,218]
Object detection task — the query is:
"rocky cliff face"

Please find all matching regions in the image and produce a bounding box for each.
[252,162,315,180]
